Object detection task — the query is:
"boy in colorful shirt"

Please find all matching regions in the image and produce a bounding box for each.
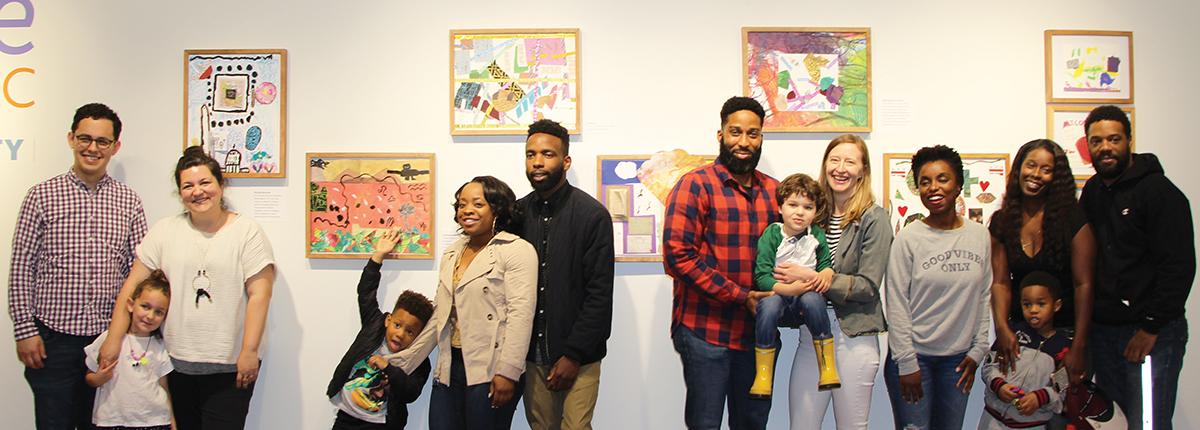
[326,230,433,429]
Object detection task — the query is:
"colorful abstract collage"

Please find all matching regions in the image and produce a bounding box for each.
[598,151,714,262]
[451,29,580,135]
[744,28,871,132]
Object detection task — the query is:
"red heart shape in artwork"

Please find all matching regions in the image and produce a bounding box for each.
[898,206,908,217]
[980,181,990,192]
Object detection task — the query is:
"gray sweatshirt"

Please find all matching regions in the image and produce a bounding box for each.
[886,220,992,375]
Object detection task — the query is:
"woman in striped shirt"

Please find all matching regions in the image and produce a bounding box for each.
[775,134,893,429]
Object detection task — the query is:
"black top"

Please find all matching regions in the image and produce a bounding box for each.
[517,184,615,365]
[1080,153,1196,333]
[1000,205,1088,327]
[325,260,432,429]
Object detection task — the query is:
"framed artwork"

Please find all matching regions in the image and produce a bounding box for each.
[185,49,287,178]
[883,153,1009,234]
[1045,30,1133,103]
[743,27,871,132]
[307,153,435,260]
[1046,105,1135,179]
[597,150,715,262]
[450,29,580,135]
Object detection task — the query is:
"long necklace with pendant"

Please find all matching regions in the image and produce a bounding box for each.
[193,239,213,307]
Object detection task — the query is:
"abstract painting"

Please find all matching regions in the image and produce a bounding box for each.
[1046,105,1135,179]
[743,27,871,132]
[883,153,1009,235]
[1045,30,1133,103]
[185,49,287,178]
[451,29,580,135]
[307,153,435,259]
[598,150,714,262]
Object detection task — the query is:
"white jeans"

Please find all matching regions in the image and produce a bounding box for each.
[788,308,881,430]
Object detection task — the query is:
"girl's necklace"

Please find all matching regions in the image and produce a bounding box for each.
[128,336,151,367]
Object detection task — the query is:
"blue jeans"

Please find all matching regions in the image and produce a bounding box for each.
[1090,318,1188,430]
[671,325,771,430]
[429,348,520,430]
[754,292,831,349]
[23,321,97,430]
[883,351,971,430]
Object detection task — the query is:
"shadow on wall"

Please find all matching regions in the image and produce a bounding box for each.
[598,268,683,428]
[246,269,303,429]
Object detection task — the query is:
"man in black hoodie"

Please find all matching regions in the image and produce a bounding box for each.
[1080,105,1195,430]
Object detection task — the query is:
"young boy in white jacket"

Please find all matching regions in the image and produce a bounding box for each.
[979,271,1070,429]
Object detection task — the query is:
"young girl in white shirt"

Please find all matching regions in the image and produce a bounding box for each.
[85,270,174,430]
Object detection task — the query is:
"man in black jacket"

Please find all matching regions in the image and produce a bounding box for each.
[1080,105,1195,430]
[518,119,615,430]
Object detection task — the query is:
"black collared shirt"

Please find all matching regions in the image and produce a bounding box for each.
[517,184,615,365]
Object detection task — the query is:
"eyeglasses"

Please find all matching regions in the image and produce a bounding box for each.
[73,134,116,149]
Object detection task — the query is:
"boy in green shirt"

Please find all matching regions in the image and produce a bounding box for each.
[750,173,838,398]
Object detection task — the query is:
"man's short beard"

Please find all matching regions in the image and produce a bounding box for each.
[1094,154,1130,180]
[718,139,762,175]
[528,167,566,193]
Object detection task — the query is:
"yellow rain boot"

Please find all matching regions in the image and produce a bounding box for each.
[749,347,776,398]
[815,338,842,391]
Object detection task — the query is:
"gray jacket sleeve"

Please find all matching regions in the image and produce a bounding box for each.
[827,206,893,305]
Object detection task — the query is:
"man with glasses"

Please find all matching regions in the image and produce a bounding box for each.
[8,103,148,429]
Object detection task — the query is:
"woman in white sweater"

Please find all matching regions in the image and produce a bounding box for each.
[99,146,275,429]
[884,145,992,430]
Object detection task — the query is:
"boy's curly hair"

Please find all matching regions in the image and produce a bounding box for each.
[392,290,434,325]
[777,173,829,225]
[1019,270,1063,300]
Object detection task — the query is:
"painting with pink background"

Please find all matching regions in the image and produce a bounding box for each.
[307,153,435,259]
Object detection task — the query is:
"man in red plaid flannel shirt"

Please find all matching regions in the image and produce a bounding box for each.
[664,96,780,429]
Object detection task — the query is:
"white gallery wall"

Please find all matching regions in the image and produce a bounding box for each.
[2,1,1198,428]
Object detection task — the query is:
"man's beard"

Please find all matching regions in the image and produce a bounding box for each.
[527,166,566,193]
[718,139,762,175]
[1093,152,1130,180]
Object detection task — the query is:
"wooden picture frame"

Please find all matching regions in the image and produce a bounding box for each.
[450,28,581,135]
[597,151,715,262]
[743,27,872,132]
[883,153,1009,234]
[306,153,436,260]
[1046,105,1136,179]
[1045,30,1133,103]
[184,49,287,178]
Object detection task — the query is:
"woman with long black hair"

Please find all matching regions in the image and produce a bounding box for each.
[988,139,1096,384]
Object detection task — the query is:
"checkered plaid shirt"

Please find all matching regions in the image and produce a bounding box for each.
[8,170,147,340]
[663,162,778,350]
